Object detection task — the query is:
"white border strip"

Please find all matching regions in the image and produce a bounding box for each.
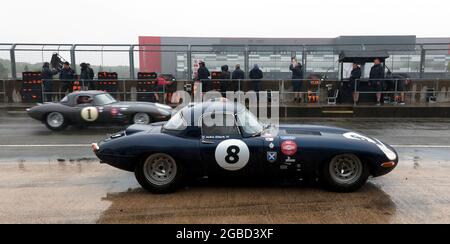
[0,144,450,149]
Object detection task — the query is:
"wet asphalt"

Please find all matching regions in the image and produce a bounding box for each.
[1,113,450,223]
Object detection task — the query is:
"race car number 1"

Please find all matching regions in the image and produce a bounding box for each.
[215,139,250,171]
[81,107,99,122]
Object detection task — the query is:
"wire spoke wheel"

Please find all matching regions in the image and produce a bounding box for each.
[329,154,363,185]
[143,153,177,186]
[47,112,64,128]
[133,113,150,125]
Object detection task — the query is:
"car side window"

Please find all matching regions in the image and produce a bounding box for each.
[201,113,240,138]
[76,95,94,106]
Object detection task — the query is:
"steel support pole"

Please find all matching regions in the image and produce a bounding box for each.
[302,46,307,79]
[70,45,77,73]
[187,45,192,81]
[244,45,249,79]
[10,44,17,79]
[129,45,135,79]
[420,45,426,78]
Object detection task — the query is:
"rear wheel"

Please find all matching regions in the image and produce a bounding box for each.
[135,153,184,194]
[45,112,68,131]
[133,113,152,125]
[320,154,369,192]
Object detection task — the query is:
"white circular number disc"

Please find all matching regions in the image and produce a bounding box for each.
[215,139,250,171]
[81,107,99,122]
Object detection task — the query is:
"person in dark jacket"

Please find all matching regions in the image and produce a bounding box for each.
[87,63,95,80]
[289,58,303,102]
[196,61,211,92]
[80,63,95,90]
[220,65,231,96]
[59,62,75,93]
[249,64,263,94]
[41,62,59,102]
[231,64,245,92]
[369,58,385,105]
[349,63,362,103]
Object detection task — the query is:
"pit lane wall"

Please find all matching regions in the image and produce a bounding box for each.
[1,78,450,118]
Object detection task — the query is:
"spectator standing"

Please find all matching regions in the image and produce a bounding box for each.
[220,65,231,96]
[41,62,59,102]
[197,61,211,92]
[87,63,95,80]
[289,58,303,103]
[249,64,263,94]
[59,62,75,93]
[80,63,95,90]
[156,74,174,103]
[231,64,245,92]
[369,58,385,106]
[349,63,362,103]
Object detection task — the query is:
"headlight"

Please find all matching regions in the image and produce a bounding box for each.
[374,139,397,161]
[343,132,397,161]
[156,103,172,110]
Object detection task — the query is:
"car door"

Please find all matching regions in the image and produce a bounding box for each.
[73,94,102,124]
[199,112,263,179]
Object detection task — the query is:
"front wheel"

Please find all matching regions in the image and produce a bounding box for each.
[45,112,69,131]
[135,153,184,194]
[133,113,152,125]
[320,154,369,193]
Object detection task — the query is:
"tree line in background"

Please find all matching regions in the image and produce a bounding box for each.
[0,58,137,79]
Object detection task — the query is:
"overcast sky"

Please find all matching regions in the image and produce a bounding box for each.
[1,0,449,44]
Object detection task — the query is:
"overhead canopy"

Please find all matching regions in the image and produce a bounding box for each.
[339,50,390,64]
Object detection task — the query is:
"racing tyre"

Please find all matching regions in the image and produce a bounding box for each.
[320,154,369,193]
[45,112,69,131]
[135,153,184,194]
[133,113,152,125]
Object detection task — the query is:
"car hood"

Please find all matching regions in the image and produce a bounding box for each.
[277,124,351,136]
[125,122,165,135]
[111,101,156,107]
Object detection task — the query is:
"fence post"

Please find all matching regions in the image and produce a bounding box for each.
[10,44,17,80]
[129,45,135,80]
[70,45,77,74]
[187,45,192,81]
[420,45,426,78]
[301,46,306,80]
[244,45,249,79]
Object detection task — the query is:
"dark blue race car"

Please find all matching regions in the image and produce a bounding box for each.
[92,101,398,193]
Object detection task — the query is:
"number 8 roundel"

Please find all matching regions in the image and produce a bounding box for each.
[215,139,250,171]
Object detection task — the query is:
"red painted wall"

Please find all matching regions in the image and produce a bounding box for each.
[138,36,162,73]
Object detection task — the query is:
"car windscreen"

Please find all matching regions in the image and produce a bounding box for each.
[237,110,264,136]
[94,94,116,105]
[163,111,187,131]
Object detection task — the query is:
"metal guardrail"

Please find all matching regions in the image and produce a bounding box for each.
[1,42,450,80]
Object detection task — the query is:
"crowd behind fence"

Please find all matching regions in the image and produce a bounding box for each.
[1,78,450,107]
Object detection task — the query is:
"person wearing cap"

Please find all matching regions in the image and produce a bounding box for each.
[220,65,231,96]
[196,61,211,92]
[349,63,362,103]
[249,64,263,94]
[59,62,75,93]
[231,64,245,92]
[41,62,59,102]
[369,58,385,106]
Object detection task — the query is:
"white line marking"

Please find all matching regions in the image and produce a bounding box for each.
[0,144,90,147]
[392,145,450,148]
